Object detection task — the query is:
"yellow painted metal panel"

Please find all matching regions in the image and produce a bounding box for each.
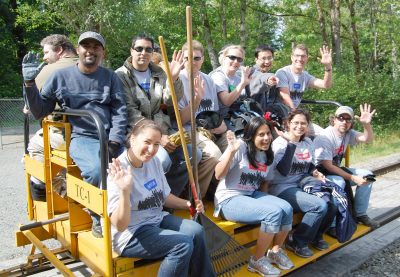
[24,156,45,182]
[66,174,104,215]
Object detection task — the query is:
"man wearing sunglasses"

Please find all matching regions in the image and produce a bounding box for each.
[275,44,332,111]
[178,40,228,198]
[115,34,199,197]
[314,104,379,229]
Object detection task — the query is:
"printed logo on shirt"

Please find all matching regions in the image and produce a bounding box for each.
[289,161,312,175]
[144,179,157,190]
[238,171,264,189]
[228,84,236,92]
[199,98,213,111]
[249,163,267,172]
[137,189,164,210]
[335,144,345,155]
[140,81,150,93]
[295,152,311,160]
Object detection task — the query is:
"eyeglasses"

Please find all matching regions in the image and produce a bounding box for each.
[293,54,308,59]
[226,55,243,63]
[336,116,353,123]
[133,46,153,53]
[184,56,202,61]
[258,56,274,62]
[290,121,308,127]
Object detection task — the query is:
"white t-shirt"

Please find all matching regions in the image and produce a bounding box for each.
[314,125,359,166]
[214,140,272,207]
[275,65,316,108]
[107,150,171,254]
[133,68,151,94]
[269,136,315,196]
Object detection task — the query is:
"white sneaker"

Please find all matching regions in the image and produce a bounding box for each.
[266,248,294,270]
[248,255,280,276]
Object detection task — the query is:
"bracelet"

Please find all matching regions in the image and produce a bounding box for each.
[324,68,332,72]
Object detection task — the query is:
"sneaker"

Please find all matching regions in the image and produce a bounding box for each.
[266,248,294,270]
[248,255,280,276]
[327,227,337,238]
[285,239,313,258]
[310,239,329,251]
[91,216,103,238]
[357,215,380,229]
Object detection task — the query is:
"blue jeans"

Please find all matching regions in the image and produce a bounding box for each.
[278,187,337,247]
[327,167,373,217]
[70,136,124,188]
[70,136,101,187]
[220,191,293,233]
[159,144,202,197]
[121,214,215,277]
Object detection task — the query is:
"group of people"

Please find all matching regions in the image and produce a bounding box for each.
[22,30,378,277]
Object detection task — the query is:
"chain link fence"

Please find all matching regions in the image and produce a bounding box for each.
[0,98,40,149]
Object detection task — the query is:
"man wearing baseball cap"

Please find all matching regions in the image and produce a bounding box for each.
[314,103,379,230]
[22,31,127,238]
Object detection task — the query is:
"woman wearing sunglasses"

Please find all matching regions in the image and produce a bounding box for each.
[209,45,253,121]
[269,109,337,258]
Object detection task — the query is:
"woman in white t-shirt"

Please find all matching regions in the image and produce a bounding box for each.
[214,117,294,276]
[107,119,215,277]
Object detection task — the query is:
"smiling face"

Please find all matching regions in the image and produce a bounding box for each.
[130,39,153,71]
[77,39,104,73]
[129,127,161,166]
[291,48,308,73]
[333,113,353,135]
[253,124,273,151]
[223,48,244,75]
[288,114,309,139]
[255,50,274,73]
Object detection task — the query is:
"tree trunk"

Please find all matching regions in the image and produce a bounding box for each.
[330,0,342,66]
[369,0,378,70]
[200,0,219,69]
[240,0,246,47]
[316,0,329,44]
[387,4,398,80]
[220,0,227,41]
[347,0,361,75]
[9,0,26,64]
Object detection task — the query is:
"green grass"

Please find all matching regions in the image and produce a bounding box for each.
[350,131,400,164]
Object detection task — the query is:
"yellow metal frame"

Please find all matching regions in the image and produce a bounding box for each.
[15,117,369,276]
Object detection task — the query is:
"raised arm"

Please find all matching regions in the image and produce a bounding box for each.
[215,131,240,180]
[311,45,332,89]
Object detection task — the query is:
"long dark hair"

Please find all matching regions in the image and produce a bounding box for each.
[242,117,274,168]
[286,109,311,141]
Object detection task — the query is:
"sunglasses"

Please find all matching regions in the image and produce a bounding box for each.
[226,55,243,63]
[336,116,353,123]
[184,56,202,61]
[133,46,153,53]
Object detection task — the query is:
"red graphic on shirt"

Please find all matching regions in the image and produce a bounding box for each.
[335,144,345,155]
[295,151,310,160]
[249,163,267,172]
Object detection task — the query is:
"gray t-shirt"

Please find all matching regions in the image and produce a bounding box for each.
[275,65,316,108]
[209,68,246,117]
[269,136,315,196]
[107,150,171,254]
[314,125,359,166]
[179,71,220,130]
[214,140,272,208]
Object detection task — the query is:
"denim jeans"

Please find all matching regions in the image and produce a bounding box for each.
[220,191,293,233]
[159,144,202,197]
[70,136,101,187]
[121,214,215,277]
[278,187,337,247]
[327,167,373,217]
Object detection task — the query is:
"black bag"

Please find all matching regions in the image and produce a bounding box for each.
[196,111,223,130]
